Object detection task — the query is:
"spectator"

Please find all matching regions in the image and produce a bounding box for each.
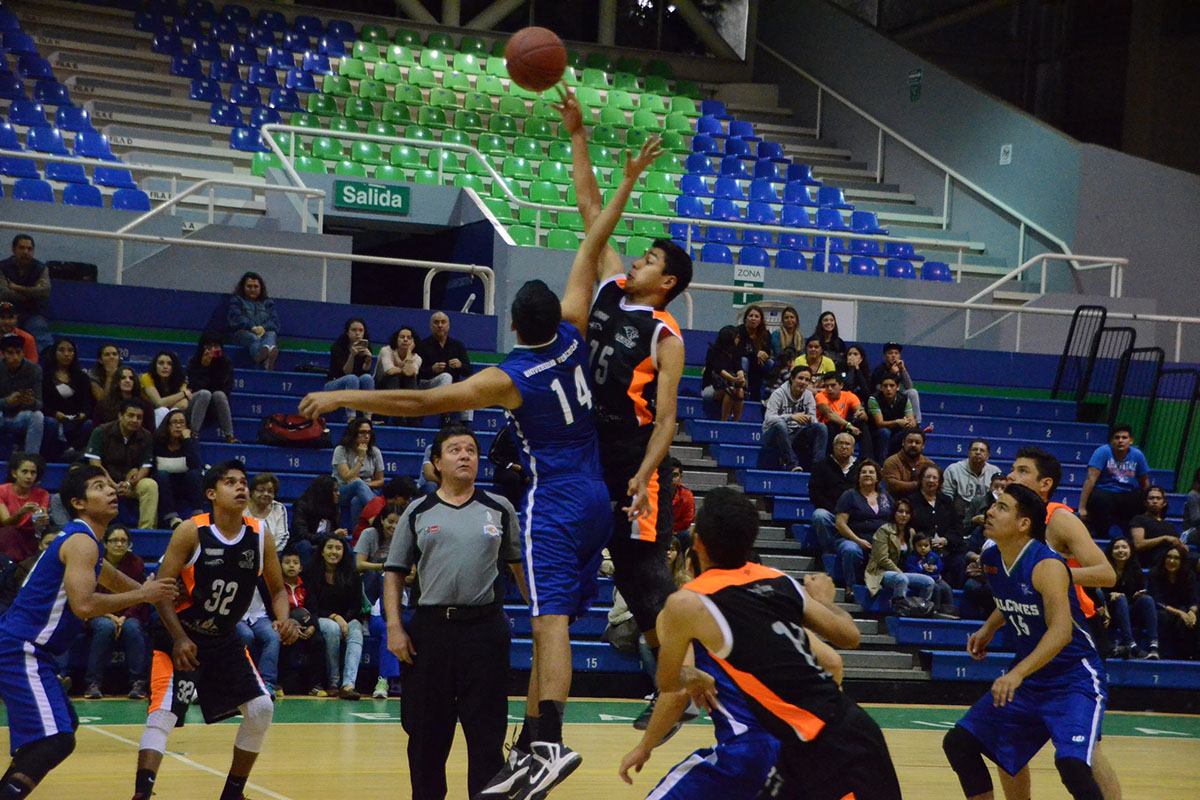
[187,331,237,444]
[841,345,872,400]
[941,439,1001,528]
[228,271,280,370]
[908,463,966,587]
[737,305,773,400]
[417,311,473,423]
[1130,486,1185,569]
[83,525,150,700]
[833,459,893,590]
[487,427,527,510]
[326,318,376,420]
[0,528,55,614]
[1103,538,1159,660]
[41,337,93,460]
[882,430,935,499]
[292,475,346,565]
[0,453,50,561]
[867,373,917,464]
[333,418,385,530]
[801,337,835,378]
[761,347,798,400]
[358,502,405,699]
[304,536,366,699]
[140,350,190,428]
[87,343,123,405]
[0,333,43,455]
[962,472,1008,546]
[152,410,203,529]
[1147,544,1199,660]
[85,399,157,529]
[236,588,283,699]
[814,371,870,458]
[247,472,290,552]
[960,474,1009,619]
[904,532,957,616]
[809,432,858,555]
[1079,423,1151,538]
[0,234,51,353]
[865,497,934,606]
[870,343,925,428]
[1184,467,1200,533]
[94,365,149,425]
[351,476,419,544]
[278,548,326,695]
[418,442,438,494]
[665,457,695,541]
[376,326,422,392]
[770,306,803,355]
[810,311,846,368]
[760,365,827,472]
[0,303,36,363]
[701,325,746,422]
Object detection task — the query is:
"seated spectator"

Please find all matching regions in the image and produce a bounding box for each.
[247,472,290,552]
[702,325,746,422]
[833,459,893,590]
[867,374,917,464]
[666,457,695,542]
[1079,423,1151,538]
[187,331,238,444]
[376,326,421,393]
[0,453,50,561]
[278,548,326,695]
[351,476,418,543]
[770,305,803,356]
[304,536,365,699]
[810,311,846,368]
[865,497,934,607]
[870,342,925,428]
[842,345,872,400]
[326,318,375,420]
[809,432,858,555]
[0,333,43,455]
[1103,538,1159,659]
[87,343,123,406]
[487,427,528,510]
[85,399,157,529]
[815,371,870,458]
[153,410,203,529]
[333,418,384,530]
[882,430,935,499]
[1130,486,1185,569]
[737,304,774,400]
[1147,544,1199,660]
[0,234,52,353]
[236,579,283,698]
[905,532,958,617]
[760,365,827,472]
[962,472,1008,547]
[83,525,149,699]
[291,475,346,565]
[416,311,472,423]
[0,303,36,363]
[94,366,150,425]
[908,463,967,588]
[42,337,93,460]
[942,439,1001,529]
[140,350,190,428]
[959,474,1009,619]
[228,270,280,370]
[0,528,56,614]
[762,347,798,400]
[355,501,405,698]
[802,337,835,378]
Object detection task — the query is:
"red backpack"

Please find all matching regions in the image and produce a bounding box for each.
[257,414,331,449]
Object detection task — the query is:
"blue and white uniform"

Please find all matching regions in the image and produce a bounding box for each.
[497,321,611,617]
[957,538,1107,776]
[0,523,100,752]
[643,645,780,800]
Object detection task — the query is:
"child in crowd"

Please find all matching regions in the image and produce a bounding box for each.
[278,548,326,695]
[905,532,958,617]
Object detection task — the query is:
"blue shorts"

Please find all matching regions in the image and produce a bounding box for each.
[644,732,779,800]
[0,635,77,754]
[958,660,1107,776]
[518,477,611,618]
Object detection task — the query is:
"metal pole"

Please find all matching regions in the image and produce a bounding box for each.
[394,0,437,24]
[1177,323,1183,363]
[1015,312,1022,352]
[116,240,124,286]
[1017,222,1025,269]
[942,174,950,229]
[598,0,617,46]
[815,87,822,139]
[875,128,884,183]
[466,0,528,30]
[443,0,461,26]
[208,187,215,224]
[321,258,328,303]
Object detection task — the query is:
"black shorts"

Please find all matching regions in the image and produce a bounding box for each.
[604,457,675,632]
[604,456,673,546]
[149,627,270,725]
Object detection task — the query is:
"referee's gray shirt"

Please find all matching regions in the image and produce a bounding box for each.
[385,488,521,607]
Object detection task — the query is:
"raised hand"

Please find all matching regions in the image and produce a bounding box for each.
[298,391,341,419]
[553,83,584,136]
[622,136,664,181]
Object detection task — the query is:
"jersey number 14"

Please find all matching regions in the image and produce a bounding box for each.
[549,365,593,425]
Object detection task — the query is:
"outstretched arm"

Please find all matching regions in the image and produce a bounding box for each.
[298,367,521,419]
[623,331,681,520]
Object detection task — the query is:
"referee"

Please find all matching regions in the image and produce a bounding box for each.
[383,424,529,800]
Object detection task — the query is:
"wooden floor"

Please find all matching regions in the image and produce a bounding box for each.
[15,702,1200,799]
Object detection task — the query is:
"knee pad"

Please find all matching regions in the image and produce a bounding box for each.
[1055,757,1103,800]
[139,708,178,755]
[11,732,76,785]
[233,694,274,753]
[942,725,992,798]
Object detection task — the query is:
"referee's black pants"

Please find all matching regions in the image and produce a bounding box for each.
[401,607,511,800]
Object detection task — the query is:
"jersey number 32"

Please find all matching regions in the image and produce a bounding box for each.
[549,365,593,425]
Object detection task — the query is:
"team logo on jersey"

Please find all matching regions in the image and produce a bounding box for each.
[204,548,224,556]
[1019,583,1034,596]
[239,549,257,570]
[592,309,610,322]
[483,524,500,538]
[615,325,639,349]
[748,584,775,598]
[421,525,439,537]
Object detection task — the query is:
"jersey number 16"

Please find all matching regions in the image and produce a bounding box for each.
[549,365,593,425]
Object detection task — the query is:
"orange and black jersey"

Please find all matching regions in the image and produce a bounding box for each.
[684,562,843,745]
[176,513,264,639]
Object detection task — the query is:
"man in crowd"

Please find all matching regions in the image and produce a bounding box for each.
[0,235,51,354]
[417,311,473,422]
[867,373,916,463]
[943,439,1002,528]
[815,372,870,457]
[1078,423,1151,538]
[84,399,157,529]
[666,457,695,543]
[809,432,858,554]
[0,333,43,455]
[870,341,924,428]
[882,430,936,498]
[0,303,37,364]
[760,364,828,472]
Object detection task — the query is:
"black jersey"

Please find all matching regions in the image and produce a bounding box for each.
[176,514,264,639]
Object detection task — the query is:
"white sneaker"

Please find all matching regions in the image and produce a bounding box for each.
[372,677,388,699]
[516,741,581,800]
[473,746,531,800]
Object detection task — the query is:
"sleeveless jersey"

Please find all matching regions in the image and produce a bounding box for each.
[586,277,682,466]
[496,321,603,483]
[693,644,766,745]
[176,514,264,639]
[0,522,101,656]
[1046,501,1096,618]
[980,538,1101,686]
[684,562,842,744]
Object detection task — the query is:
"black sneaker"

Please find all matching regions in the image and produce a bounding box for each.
[517,741,581,800]
[1146,644,1160,660]
[128,679,148,700]
[633,693,657,730]
[473,745,531,800]
[84,682,102,699]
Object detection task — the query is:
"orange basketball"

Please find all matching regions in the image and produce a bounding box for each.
[504,27,567,92]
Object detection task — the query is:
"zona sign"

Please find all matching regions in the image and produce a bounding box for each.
[333,180,410,215]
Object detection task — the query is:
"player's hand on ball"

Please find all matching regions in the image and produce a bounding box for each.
[623,476,650,521]
[990,671,1023,707]
[274,617,300,645]
[618,744,652,784]
[804,573,837,605]
[173,636,200,671]
[967,627,993,660]
[298,392,338,419]
[679,666,718,712]
[141,577,179,606]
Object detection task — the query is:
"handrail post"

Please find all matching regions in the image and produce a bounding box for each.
[321,258,328,303]
[815,87,823,139]
[208,187,215,224]
[1176,323,1183,363]
[116,240,124,286]
[875,128,884,183]
[942,174,950,229]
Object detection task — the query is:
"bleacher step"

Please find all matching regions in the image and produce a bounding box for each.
[838,651,916,670]
[843,667,930,681]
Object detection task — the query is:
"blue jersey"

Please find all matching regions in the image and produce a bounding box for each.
[497,322,603,483]
[982,539,1101,685]
[694,644,766,745]
[0,521,102,657]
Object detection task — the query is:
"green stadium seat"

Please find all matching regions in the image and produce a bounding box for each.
[489,114,518,136]
[306,92,340,116]
[352,141,386,165]
[613,72,639,92]
[406,66,436,88]
[295,155,328,174]
[508,224,536,247]
[419,48,448,71]
[381,101,412,124]
[453,110,483,132]
[625,235,653,255]
[441,128,470,147]
[581,68,609,89]
[328,116,360,134]
[530,100,559,121]
[644,171,678,196]
[615,56,643,76]
[428,148,463,174]
[372,64,402,85]
[512,137,541,159]
[527,179,561,205]
[566,50,584,69]
[592,124,622,146]
[323,74,353,97]
[352,41,380,63]
[588,143,616,168]
[557,210,584,231]
[547,141,572,163]
[394,29,421,48]
[597,108,628,130]
[389,145,420,169]
[425,87,455,109]
[562,66,580,86]
[476,133,508,157]
[458,36,487,56]
[344,98,376,120]
[632,109,661,132]
[518,204,551,227]
[268,130,306,154]
[639,93,668,114]
[394,84,424,106]
[417,106,447,128]
[509,82,540,101]
[538,160,570,185]
[338,58,368,81]
[602,189,635,214]
[485,57,509,78]
[386,45,416,67]
[490,40,507,58]
[674,80,701,100]
[625,128,650,149]
[477,74,505,96]
[547,229,579,250]
[366,120,397,139]
[426,33,455,51]
[523,117,555,140]
[608,89,636,111]
[403,124,434,141]
[334,159,367,177]
[374,165,405,181]
[670,96,698,117]
[638,191,671,216]
[251,151,282,177]
[497,96,527,118]
[412,169,440,185]
[633,217,669,237]
[646,59,673,79]
[452,53,481,74]
[442,71,471,93]
[360,25,389,45]
[464,91,494,113]
[502,156,534,180]
[664,112,692,134]
[644,75,669,95]
[659,154,685,174]
[289,111,321,128]
[491,176,520,199]
[454,172,485,192]
[660,131,690,155]
[464,153,493,176]
[584,53,615,72]
[574,86,603,110]
[591,164,614,188]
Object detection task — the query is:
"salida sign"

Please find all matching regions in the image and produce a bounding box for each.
[333,180,410,215]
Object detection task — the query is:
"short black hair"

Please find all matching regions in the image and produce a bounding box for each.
[969,438,990,452]
[7,451,42,483]
[693,486,758,569]
[235,270,268,299]
[1014,446,1061,493]
[432,423,479,462]
[910,531,932,547]
[666,456,683,472]
[1002,483,1047,542]
[903,429,926,443]
[11,234,32,250]
[511,279,562,345]
[203,460,248,494]
[117,398,144,417]
[653,238,692,304]
[879,373,899,384]
[279,547,302,562]
[60,464,107,519]
[790,364,812,380]
[1109,423,1133,439]
[103,524,130,543]
[823,371,843,386]
[382,475,418,500]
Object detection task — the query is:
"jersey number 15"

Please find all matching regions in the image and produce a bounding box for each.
[549,365,593,425]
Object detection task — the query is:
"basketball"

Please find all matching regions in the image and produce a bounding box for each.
[504,26,567,92]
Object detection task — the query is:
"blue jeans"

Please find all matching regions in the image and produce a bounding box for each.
[368,612,400,680]
[0,409,43,454]
[338,478,375,530]
[811,509,838,553]
[318,617,364,689]
[44,416,92,455]
[880,571,935,601]
[325,374,375,420]
[834,538,866,588]
[760,417,827,470]
[236,616,280,684]
[232,329,277,365]
[155,469,203,523]
[19,313,51,355]
[86,616,148,685]
[1108,593,1158,650]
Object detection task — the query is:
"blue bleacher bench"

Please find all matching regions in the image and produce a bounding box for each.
[887,617,1015,650]
[506,606,609,637]
[511,638,643,673]
[926,650,1200,689]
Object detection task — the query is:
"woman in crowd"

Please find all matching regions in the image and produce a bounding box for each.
[83,525,150,700]
[375,326,422,425]
[42,337,94,459]
[94,366,149,424]
[141,350,190,428]
[811,311,847,368]
[246,472,290,552]
[326,318,376,416]
[770,306,803,356]
[908,463,965,588]
[702,325,746,422]
[1130,486,1186,568]
[737,304,774,400]
[0,453,49,561]
[88,342,123,405]
[802,337,836,378]
[1148,544,1199,660]
[292,475,346,565]
[152,409,203,529]
[228,270,281,370]
[865,497,935,607]
[303,536,365,700]
[833,459,894,590]
[842,345,873,400]
[1103,537,1160,659]
[187,331,238,444]
[356,502,403,699]
[332,418,384,531]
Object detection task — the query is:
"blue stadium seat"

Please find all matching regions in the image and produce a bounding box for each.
[189,77,223,103]
[817,186,852,209]
[0,155,39,179]
[294,15,324,37]
[247,64,279,88]
[170,54,205,79]
[746,200,776,227]
[186,1,216,21]
[229,82,261,107]
[812,235,847,255]
[17,56,54,80]
[696,115,724,139]
[783,181,816,206]
[247,106,281,129]
[12,178,53,203]
[190,38,222,61]
[777,230,808,250]
[221,4,251,26]
[2,31,37,56]
[710,198,742,222]
[728,119,760,142]
[885,258,917,279]
[738,245,769,267]
[680,174,709,197]
[44,162,88,184]
[777,249,806,270]
[112,188,152,212]
[691,134,720,154]
[26,126,69,155]
[209,59,240,83]
[699,243,732,264]
[850,210,888,235]
[285,69,317,93]
[850,238,882,257]
[32,80,71,107]
[211,21,241,45]
[753,159,784,183]
[267,87,302,112]
[786,163,821,185]
[700,99,732,120]
[62,183,103,208]
[922,261,953,282]
[248,27,277,49]
[209,101,243,127]
[283,32,311,54]
[848,256,880,277]
[0,123,20,150]
[230,126,269,151]
[812,253,843,274]
[326,20,356,42]
[74,131,119,161]
[318,35,346,58]
[780,205,812,229]
[676,194,706,219]
[719,156,750,179]
[757,140,788,162]
[257,9,287,31]
[93,166,137,189]
[748,178,780,204]
[301,51,332,75]
[229,44,259,66]
[173,17,205,40]
[684,153,715,176]
[264,45,292,69]
[816,207,850,231]
[885,241,920,260]
[151,32,183,55]
[134,11,166,33]
[0,73,25,102]
[0,8,18,31]
[713,176,745,201]
[8,100,49,128]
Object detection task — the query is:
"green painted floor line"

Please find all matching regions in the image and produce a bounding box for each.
[916,381,1056,402]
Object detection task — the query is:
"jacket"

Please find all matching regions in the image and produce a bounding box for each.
[762,383,817,433]
[809,455,857,513]
[865,522,907,595]
[227,294,280,333]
